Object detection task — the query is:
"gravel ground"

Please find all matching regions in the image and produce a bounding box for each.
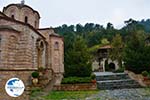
[86,88,150,100]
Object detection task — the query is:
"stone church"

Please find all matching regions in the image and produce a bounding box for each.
[0,2,64,100]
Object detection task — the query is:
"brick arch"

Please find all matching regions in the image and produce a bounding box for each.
[36,38,46,68]
[3,6,19,19]
[21,7,39,27]
[54,41,59,50]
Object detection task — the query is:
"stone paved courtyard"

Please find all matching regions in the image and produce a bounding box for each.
[87,88,150,100]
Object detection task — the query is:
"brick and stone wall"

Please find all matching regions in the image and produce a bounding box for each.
[49,35,64,85]
[0,69,37,100]
[0,18,47,68]
[53,83,97,91]
[0,3,64,100]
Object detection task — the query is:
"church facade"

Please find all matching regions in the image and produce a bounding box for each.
[0,2,64,100]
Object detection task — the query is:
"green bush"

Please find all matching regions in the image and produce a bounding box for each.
[32,71,39,78]
[147,74,150,79]
[142,71,149,77]
[61,77,91,84]
[90,74,96,80]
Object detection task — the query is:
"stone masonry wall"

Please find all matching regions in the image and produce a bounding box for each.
[0,70,35,100]
[49,36,64,74]
[53,83,97,91]
[0,18,47,68]
[49,35,64,85]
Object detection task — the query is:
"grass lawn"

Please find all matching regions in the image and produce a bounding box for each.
[30,88,99,100]
[44,90,99,100]
[44,91,98,100]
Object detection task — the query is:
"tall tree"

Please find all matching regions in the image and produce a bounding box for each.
[64,36,92,77]
[109,34,124,68]
[106,22,114,30]
[123,31,150,73]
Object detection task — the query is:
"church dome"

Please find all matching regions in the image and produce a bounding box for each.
[3,2,40,28]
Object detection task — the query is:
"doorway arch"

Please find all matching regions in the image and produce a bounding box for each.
[108,62,115,71]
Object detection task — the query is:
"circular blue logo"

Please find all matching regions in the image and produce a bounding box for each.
[5,78,25,97]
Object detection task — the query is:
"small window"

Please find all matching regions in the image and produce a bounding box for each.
[0,35,2,48]
[35,21,37,27]
[25,16,28,23]
[11,15,14,19]
[40,41,44,49]
[54,42,59,50]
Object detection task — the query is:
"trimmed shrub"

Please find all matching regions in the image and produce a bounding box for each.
[32,71,39,78]
[142,71,149,77]
[90,74,96,80]
[61,77,91,84]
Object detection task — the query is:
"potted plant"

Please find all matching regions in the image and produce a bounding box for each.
[142,71,149,81]
[32,71,39,85]
[90,73,96,83]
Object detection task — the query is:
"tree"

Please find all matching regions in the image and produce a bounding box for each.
[109,34,123,68]
[123,18,144,33]
[123,31,150,73]
[76,24,83,34]
[106,22,114,30]
[64,36,92,77]
[101,38,110,45]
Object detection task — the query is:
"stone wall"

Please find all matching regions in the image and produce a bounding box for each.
[125,70,147,86]
[49,35,64,85]
[53,83,97,91]
[0,70,36,100]
[49,35,64,74]
[0,3,64,100]
[0,18,47,68]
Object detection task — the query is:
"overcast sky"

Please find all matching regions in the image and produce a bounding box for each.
[0,0,150,29]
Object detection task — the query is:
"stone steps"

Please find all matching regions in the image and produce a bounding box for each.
[95,72,142,90]
[96,73,129,81]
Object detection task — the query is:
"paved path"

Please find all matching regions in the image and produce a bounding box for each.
[86,88,150,100]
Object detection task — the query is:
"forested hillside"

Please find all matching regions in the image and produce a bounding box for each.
[54,18,150,76]
[138,19,150,33]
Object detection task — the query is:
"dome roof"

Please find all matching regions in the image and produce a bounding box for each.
[3,3,40,18]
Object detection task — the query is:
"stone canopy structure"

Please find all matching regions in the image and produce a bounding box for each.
[0,2,64,100]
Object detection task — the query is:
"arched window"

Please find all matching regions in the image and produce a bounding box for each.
[54,42,59,50]
[25,16,28,23]
[34,21,37,28]
[11,15,14,19]
[40,41,44,49]
[36,39,45,67]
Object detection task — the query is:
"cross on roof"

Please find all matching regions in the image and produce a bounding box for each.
[21,0,25,5]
